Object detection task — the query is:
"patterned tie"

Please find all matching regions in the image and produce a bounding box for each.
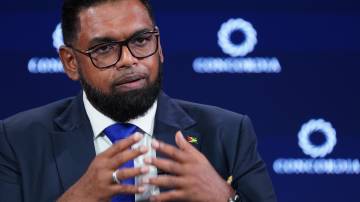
[104,123,138,202]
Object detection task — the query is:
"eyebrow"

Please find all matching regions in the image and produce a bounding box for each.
[86,28,154,50]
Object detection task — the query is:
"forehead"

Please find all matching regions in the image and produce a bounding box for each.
[77,0,153,44]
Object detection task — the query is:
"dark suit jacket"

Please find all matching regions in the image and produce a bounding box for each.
[0,92,276,202]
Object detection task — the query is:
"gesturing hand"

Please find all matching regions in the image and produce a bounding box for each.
[58,133,149,202]
[144,131,234,202]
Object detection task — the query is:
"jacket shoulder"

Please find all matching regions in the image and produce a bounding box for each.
[2,97,75,131]
[173,98,246,125]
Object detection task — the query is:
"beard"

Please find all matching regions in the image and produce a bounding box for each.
[80,65,162,123]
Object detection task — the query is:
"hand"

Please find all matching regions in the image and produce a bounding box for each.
[57,133,149,202]
[144,131,234,202]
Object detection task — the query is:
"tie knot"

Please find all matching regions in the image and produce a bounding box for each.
[103,123,138,143]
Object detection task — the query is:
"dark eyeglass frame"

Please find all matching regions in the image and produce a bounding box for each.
[67,28,160,69]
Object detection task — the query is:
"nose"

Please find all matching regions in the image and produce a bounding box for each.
[115,45,138,69]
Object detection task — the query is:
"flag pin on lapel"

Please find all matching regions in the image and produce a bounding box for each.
[186,136,198,144]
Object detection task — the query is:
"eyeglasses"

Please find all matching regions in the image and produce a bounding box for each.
[69,28,160,69]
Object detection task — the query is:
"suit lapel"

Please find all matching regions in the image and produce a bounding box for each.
[51,93,96,191]
[153,92,201,193]
[153,92,200,159]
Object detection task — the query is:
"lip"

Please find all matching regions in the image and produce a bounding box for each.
[113,73,147,91]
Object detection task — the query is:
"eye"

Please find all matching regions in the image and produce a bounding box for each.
[131,34,152,46]
[92,43,117,55]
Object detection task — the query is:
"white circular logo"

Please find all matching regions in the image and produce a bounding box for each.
[298,119,337,158]
[217,18,258,57]
[52,23,64,52]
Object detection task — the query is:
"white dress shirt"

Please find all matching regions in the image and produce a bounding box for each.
[83,92,159,201]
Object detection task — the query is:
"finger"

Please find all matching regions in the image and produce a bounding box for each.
[116,166,150,181]
[111,146,148,168]
[144,157,182,175]
[151,139,187,163]
[110,184,145,195]
[150,190,185,202]
[175,131,197,153]
[145,175,185,189]
[103,133,143,157]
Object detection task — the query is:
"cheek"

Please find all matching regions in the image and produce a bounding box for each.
[144,56,161,83]
[80,64,112,93]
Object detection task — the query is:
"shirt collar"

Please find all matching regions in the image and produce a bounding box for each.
[82,91,157,139]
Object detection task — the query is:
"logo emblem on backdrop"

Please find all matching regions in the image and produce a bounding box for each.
[28,23,64,74]
[298,119,337,158]
[217,18,257,57]
[273,119,359,175]
[193,18,281,74]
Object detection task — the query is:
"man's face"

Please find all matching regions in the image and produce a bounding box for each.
[62,0,164,122]
[75,0,163,94]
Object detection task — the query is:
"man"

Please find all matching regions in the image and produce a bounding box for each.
[0,0,277,201]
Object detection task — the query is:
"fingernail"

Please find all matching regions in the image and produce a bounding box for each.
[134,133,143,141]
[139,146,148,153]
[152,139,160,149]
[138,186,145,193]
[144,157,152,164]
[175,131,183,145]
[141,166,149,173]
[178,131,185,139]
[142,178,149,184]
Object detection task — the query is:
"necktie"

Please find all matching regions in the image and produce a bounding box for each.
[104,123,138,202]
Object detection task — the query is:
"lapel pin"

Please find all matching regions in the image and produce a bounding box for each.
[186,136,198,144]
[227,175,233,184]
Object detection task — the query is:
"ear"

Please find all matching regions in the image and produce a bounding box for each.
[158,37,164,63]
[59,45,80,81]
[155,26,164,63]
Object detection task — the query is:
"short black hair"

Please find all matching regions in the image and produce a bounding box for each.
[61,0,155,46]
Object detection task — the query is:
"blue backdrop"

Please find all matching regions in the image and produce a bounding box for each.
[1,0,359,201]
